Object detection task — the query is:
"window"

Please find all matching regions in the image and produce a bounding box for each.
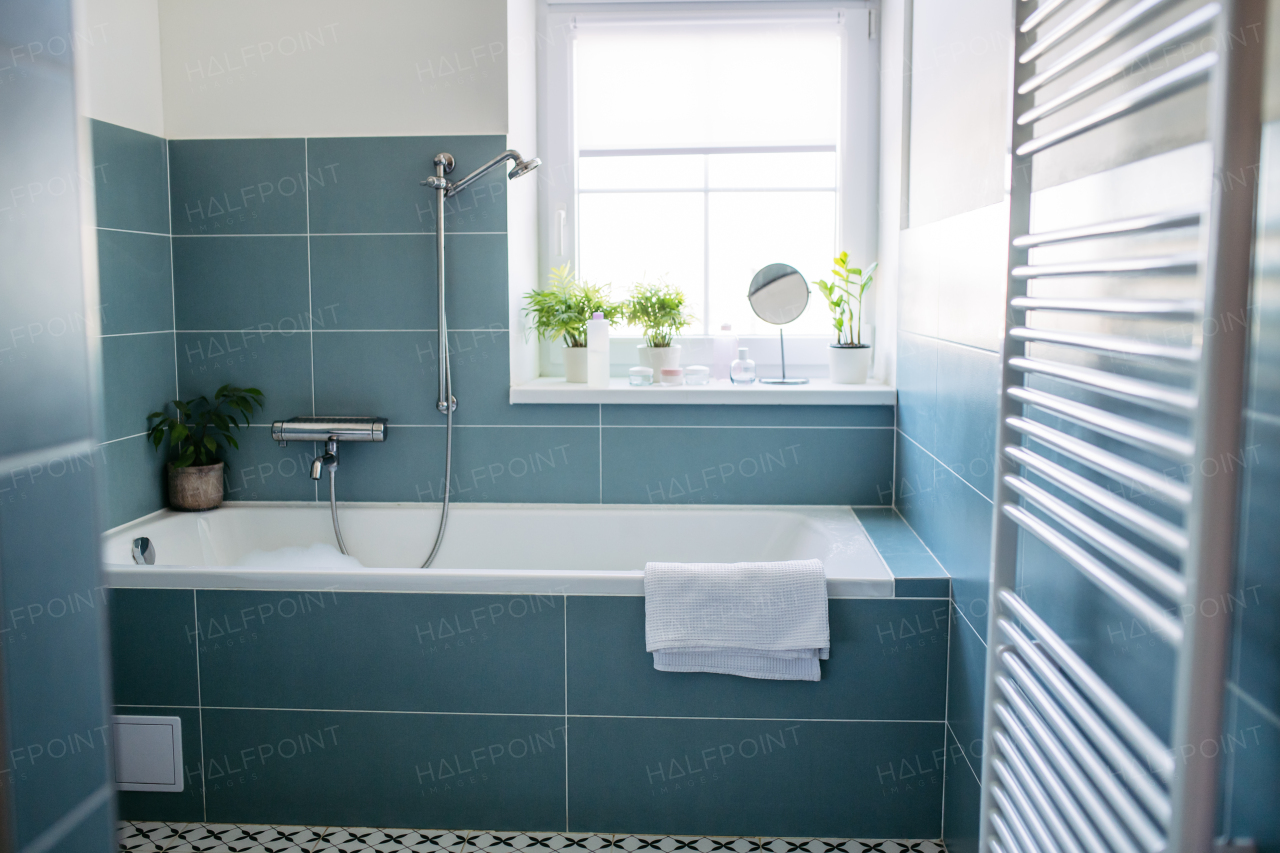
[539,3,878,344]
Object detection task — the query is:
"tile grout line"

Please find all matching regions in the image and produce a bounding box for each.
[897,427,993,507]
[891,385,898,509]
[305,137,315,420]
[305,138,319,504]
[101,330,174,338]
[564,594,570,832]
[946,720,982,787]
[98,224,170,238]
[938,589,953,842]
[1228,679,1280,729]
[192,589,208,822]
[121,704,945,723]
[101,431,149,445]
[170,230,508,237]
[165,139,178,401]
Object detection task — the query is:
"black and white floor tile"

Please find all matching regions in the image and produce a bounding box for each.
[119,823,946,853]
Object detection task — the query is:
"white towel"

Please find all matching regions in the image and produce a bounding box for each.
[644,559,829,682]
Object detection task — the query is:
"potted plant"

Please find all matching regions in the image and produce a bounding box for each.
[815,254,877,384]
[625,282,693,374]
[147,385,264,511]
[523,264,623,382]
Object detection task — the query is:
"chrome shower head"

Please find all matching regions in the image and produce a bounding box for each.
[508,157,541,180]
[430,150,541,197]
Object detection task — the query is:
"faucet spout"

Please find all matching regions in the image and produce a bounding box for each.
[310,439,339,481]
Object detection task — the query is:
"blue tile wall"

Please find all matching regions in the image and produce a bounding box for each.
[941,728,981,853]
[944,605,986,777]
[152,134,897,510]
[91,119,176,531]
[896,435,994,638]
[172,236,311,331]
[568,717,943,838]
[203,708,566,830]
[168,139,308,235]
[567,597,949,721]
[2,4,117,844]
[194,590,565,714]
[108,588,946,837]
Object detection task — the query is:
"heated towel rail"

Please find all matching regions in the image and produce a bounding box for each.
[979,1,1264,853]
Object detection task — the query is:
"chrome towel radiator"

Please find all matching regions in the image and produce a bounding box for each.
[980,1,1264,853]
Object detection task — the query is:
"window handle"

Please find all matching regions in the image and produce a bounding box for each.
[556,206,567,256]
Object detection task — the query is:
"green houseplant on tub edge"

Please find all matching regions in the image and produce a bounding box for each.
[147,384,264,510]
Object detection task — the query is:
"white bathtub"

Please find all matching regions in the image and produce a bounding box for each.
[102,502,894,597]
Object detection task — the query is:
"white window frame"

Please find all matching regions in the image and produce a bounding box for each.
[531,1,880,383]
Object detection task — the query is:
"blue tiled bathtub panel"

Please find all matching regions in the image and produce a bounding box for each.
[109,588,949,837]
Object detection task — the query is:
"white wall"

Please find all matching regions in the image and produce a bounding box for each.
[158,0,508,138]
[79,0,165,136]
[508,0,540,385]
[875,0,907,386]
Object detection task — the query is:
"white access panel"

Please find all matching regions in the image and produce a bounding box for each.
[113,715,184,792]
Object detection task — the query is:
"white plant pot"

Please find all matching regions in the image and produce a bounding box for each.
[828,345,872,384]
[637,345,681,374]
[563,347,588,383]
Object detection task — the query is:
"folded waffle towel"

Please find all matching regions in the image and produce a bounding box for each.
[643,559,829,681]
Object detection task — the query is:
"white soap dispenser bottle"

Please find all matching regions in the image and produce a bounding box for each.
[587,311,610,388]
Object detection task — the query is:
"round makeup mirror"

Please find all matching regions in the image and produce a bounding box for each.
[747,263,810,385]
[748,263,810,325]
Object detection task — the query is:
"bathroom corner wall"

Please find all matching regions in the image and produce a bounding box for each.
[92,119,176,530]
[161,134,896,508]
[891,2,1011,850]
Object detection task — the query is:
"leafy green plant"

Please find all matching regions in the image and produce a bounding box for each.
[147,385,264,468]
[523,263,624,347]
[625,282,693,348]
[815,254,877,347]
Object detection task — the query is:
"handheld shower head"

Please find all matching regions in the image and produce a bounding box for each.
[428,150,540,197]
[508,157,541,180]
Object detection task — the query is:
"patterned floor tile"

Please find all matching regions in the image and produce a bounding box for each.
[314,827,468,852]
[613,838,759,853]
[122,823,941,853]
[468,834,614,853]
[762,841,879,853]
[166,824,273,852]
[119,822,188,852]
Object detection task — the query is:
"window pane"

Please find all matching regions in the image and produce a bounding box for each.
[578,193,706,333]
[574,25,841,150]
[579,154,704,190]
[707,152,836,189]
[706,191,837,336]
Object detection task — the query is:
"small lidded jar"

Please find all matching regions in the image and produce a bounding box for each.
[659,367,684,386]
[684,365,710,385]
[629,366,654,386]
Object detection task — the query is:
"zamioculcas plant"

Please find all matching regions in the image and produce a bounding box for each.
[815,254,877,347]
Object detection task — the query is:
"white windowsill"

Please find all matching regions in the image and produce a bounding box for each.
[509,377,895,405]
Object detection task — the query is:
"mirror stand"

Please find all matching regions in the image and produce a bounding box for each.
[759,328,809,385]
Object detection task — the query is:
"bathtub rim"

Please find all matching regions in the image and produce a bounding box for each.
[101,501,897,598]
